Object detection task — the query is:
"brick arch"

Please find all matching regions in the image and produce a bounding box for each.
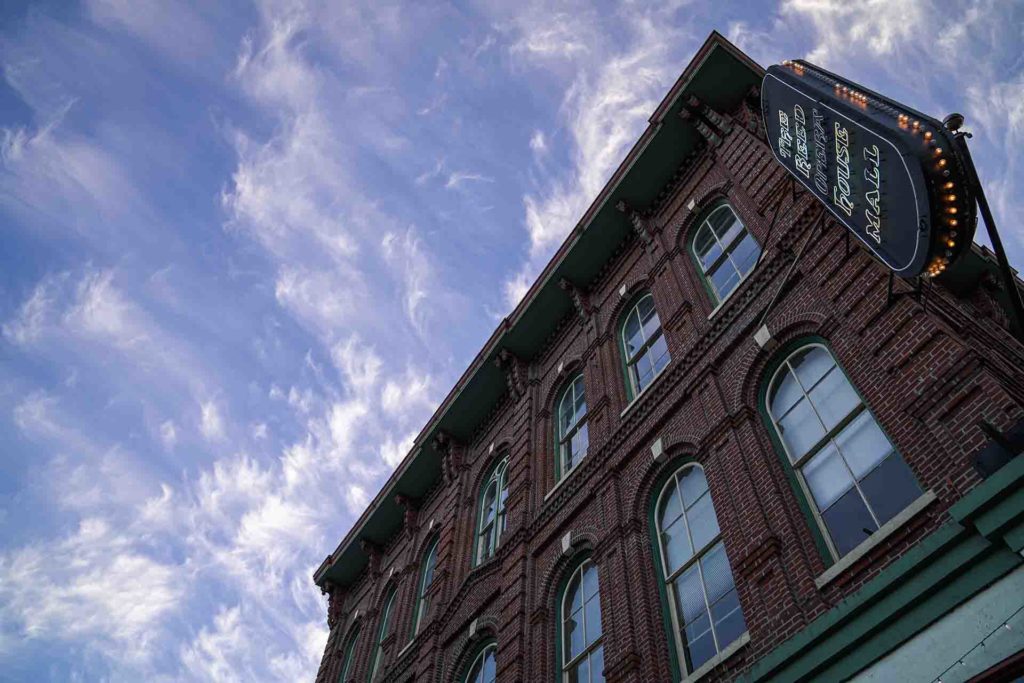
[541,355,586,417]
[444,615,499,683]
[732,308,838,411]
[537,529,600,611]
[626,433,702,525]
[669,179,734,249]
[601,273,653,339]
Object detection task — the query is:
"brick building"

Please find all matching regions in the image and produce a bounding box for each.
[312,33,1024,683]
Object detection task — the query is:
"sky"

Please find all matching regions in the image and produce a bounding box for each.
[0,0,1021,681]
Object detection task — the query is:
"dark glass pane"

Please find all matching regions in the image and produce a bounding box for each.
[662,516,693,573]
[687,493,720,553]
[659,480,683,530]
[582,563,599,601]
[711,589,746,651]
[679,467,708,507]
[565,612,584,659]
[574,380,587,420]
[649,334,670,376]
[803,443,854,511]
[575,657,589,683]
[623,310,643,357]
[482,484,496,525]
[590,646,605,683]
[729,232,760,275]
[769,370,803,418]
[700,542,735,604]
[859,453,921,525]
[565,574,583,615]
[640,304,660,341]
[584,595,602,646]
[636,352,656,393]
[808,367,859,430]
[836,411,891,479]
[777,399,825,461]
[674,564,707,624]
[482,647,496,683]
[695,224,722,271]
[791,347,834,390]
[685,626,717,672]
[575,423,589,462]
[559,391,575,434]
[710,262,740,300]
[822,487,878,556]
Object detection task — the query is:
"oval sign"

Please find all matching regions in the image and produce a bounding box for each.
[761,61,975,278]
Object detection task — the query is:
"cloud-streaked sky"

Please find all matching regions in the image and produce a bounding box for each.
[1,1,1021,680]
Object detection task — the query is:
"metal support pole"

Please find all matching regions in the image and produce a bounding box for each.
[953,131,1024,345]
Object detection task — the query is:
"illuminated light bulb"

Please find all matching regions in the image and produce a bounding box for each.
[947,207,957,214]
[945,194,956,202]
[947,240,955,247]
[937,159,948,168]
[924,131,933,140]
[948,219,958,227]
[913,120,920,129]
[943,181,954,190]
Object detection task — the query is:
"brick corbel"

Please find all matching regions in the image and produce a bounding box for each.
[615,199,654,244]
[558,277,593,321]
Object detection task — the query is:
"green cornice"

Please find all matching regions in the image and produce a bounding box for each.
[314,31,764,590]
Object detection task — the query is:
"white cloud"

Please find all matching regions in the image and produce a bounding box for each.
[444,170,495,189]
[2,275,61,345]
[330,335,382,394]
[200,400,226,441]
[380,430,416,468]
[529,130,547,156]
[160,420,178,450]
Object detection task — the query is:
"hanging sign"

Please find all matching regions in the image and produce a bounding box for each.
[761,60,975,278]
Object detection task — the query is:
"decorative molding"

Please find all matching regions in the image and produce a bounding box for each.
[559,277,593,321]
[494,348,527,402]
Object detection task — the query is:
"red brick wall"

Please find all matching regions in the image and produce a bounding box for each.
[315,103,1024,683]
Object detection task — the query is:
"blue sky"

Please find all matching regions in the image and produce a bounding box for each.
[0,1,1021,681]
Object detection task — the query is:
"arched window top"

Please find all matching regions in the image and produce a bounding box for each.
[413,536,439,635]
[765,343,921,558]
[476,456,510,565]
[620,292,670,399]
[654,463,746,675]
[560,558,604,682]
[556,373,589,481]
[464,642,497,683]
[338,624,360,683]
[691,202,760,305]
[368,587,397,681]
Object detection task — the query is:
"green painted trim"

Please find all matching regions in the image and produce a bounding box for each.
[951,450,1024,524]
[472,456,507,568]
[338,624,360,683]
[410,535,440,641]
[460,638,498,683]
[368,587,397,683]
[617,291,654,403]
[740,456,1024,682]
[552,552,595,682]
[686,199,729,306]
[553,374,584,484]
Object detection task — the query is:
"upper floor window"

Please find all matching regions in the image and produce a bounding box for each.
[561,559,605,683]
[655,464,746,675]
[766,343,922,558]
[338,625,360,683]
[691,204,760,305]
[413,536,439,635]
[368,587,396,681]
[621,293,670,399]
[477,457,509,564]
[464,642,497,683]
[556,374,589,481]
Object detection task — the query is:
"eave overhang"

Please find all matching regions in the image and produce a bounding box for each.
[313,31,764,590]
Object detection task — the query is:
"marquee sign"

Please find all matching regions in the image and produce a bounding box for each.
[761,60,975,278]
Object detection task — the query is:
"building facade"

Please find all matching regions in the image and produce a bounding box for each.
[312,34,1024,683]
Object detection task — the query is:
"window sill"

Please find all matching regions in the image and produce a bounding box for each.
[620,363,671,419]
[705,267,757,320]
[814,489,937,590]
[681,631,750,683]
[397,639,414,658]
[544,461,584,501]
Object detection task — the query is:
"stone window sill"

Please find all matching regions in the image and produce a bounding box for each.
[706,266,756,320]
[620,362,671,419]
[544,460,584,501]
[681,631,750,683]
[814,489,937,590]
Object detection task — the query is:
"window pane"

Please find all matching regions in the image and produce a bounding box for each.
[565,574,583,615]
[574,383,587,421]
[571,656,589,683]
[808,367,860,430]
[582,563,599,601]
[584,595,602,646]
[777,398,826,461]
[684,618,717,673]
[694,224,722,271]
[482,485,496,525]
[590,646,605,683]
[565,611,584,659]
[640,303,661,341]
[821,486,878,556]
[803,443,855,511]
[700,542,735,604]
[687,493,720,554]
[662,516,693,573]
[659,481,683,531]
[559,394,574,435]
[835,411,891,479]
[482,647,496,683]
[791,347,834,390]
[674,563,707,626]
[710,588,746,652]
[649,334,670,376]
[769,370,803,418]
[636,352,656,393]
[678,467,708,507]
[710,261,740,300]
[859,453,921,525]
[729,232,760,276]
[623,310,643,358]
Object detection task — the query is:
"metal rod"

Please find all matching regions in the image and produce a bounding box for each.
[954,132,1024,345]
[757,209,824,330]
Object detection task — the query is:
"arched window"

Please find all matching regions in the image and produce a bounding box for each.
[476,457,509,564]
[766,343,922,558]
[691,204,760,305]
[368,587,396,681]
[560,559,604,682]
[338,625,360,683]
[464,642,497,683]
[556,374,589,480]
[412,536,439,635]
[655,464,746,675]
[621,293,670,398]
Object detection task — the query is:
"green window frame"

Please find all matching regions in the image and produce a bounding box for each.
[412,536,439,636]
[368,587,396,681]
[619,292,670,400]
[463,641,498,683]
[764,342,922,560]
[555,373,589,482]
[654,463,746,676]
[559,558,605,682]
[338,625,360,683]
[476,457,509,565]
[690,203,761,305]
